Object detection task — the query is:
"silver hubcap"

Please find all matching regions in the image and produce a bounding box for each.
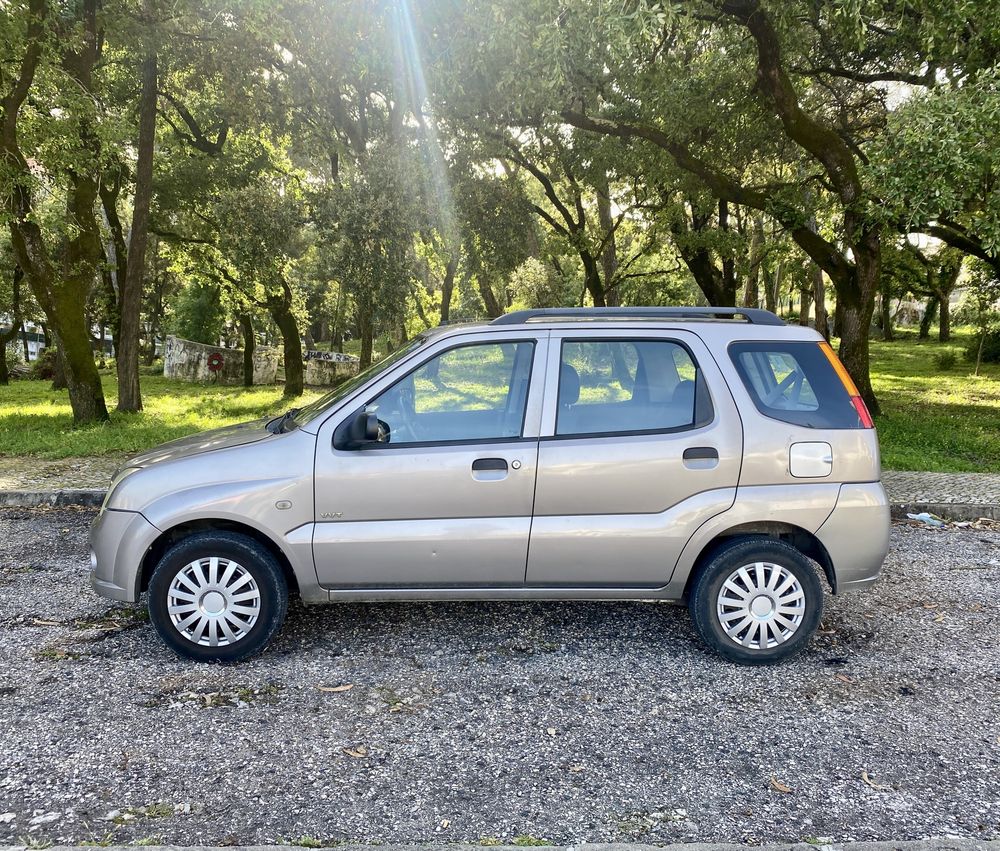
[716,561,806,650]
[167,557,260,647]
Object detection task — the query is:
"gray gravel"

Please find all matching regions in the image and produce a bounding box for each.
[1,507,998,847]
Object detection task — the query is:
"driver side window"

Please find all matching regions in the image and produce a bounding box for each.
[369,341,535,445]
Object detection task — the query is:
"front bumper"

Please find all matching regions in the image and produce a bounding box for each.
[815,481,891,593]
[89,508,161,602]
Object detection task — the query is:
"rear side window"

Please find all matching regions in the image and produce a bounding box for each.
[556,339,713,437]
[729,342,862,429]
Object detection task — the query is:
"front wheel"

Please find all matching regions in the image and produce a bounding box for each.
[148,531,288,663]
[689,537,823,665]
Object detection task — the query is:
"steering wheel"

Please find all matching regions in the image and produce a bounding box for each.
[384,380,419,443]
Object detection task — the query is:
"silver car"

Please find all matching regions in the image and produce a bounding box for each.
[90,307,889,664]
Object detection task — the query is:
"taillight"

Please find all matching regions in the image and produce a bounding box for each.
[818,341,875,429]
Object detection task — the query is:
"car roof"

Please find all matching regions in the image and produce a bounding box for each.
[419,308,823,344]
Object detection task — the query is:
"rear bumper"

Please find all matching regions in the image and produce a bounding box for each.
[815,482,891,593]
[89,508,161,602]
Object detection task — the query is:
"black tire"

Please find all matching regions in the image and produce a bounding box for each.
[689,537,823,665]
[148,531,288,663]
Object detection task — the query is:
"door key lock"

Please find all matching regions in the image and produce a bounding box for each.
[511,460,522,470]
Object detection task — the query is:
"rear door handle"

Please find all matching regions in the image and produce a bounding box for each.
[472,458,508,472]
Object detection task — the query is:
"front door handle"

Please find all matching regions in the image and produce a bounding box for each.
[683,447,719,461]
[472,458,508,472]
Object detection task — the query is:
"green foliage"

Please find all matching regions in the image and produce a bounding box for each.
[965,327,1000,365]
[509,257,569,309]
[869,68,1000,256]
[169,281,225,344]
[932,350,957,371]
[29,347,58,381]
[322,146,419,357]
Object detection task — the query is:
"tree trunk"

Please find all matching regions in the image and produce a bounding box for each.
[919,295,938,340]
[440,254,458,323]
[595,173,619,306]
[742,216,764,308]
[116,30,156,412]
[837,247,881,414]
[838,300,878,414]
[880,292,894,342]
[240,313,255,387]
[0,266,25,385]
[938,291,950,343]
[332,290,345,353]
[358,314,374,369]
[764,262,782,314]
[51,345,67,390]
[270,283,303,398]
[799,287,811,326]
[477,276,503,318]
[833,301,845,339]
[718,200,737,306]
[581,253,607,307]
[813,266,828,340]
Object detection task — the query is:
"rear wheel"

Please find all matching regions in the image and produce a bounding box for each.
[148,531,288,663]
[689,537,823,665]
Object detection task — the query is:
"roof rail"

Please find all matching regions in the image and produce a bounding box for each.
[489,306,785,327]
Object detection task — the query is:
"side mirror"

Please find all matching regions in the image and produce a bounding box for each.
[335,408,380,449]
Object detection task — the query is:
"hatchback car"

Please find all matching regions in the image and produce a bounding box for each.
[90,307,889,664]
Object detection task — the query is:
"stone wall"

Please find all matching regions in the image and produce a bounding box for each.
[164,335,360,387]
[164,335,280,385]
[305,356,359,386]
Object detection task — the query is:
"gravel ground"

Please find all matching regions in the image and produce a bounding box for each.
[1,508,998,847]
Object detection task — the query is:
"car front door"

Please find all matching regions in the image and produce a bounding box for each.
[313,331,547,588]
[525,329,743,588]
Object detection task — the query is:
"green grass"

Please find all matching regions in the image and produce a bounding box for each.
[0,374,323,459]
[868,328,1000,472]
[1,329,998,471]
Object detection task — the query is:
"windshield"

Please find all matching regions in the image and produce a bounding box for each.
[291,338,426,428]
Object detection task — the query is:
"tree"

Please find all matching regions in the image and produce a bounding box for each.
[1,0,109,422]
[214,180,309,397]
[324,148,416,368]
[868,56,1000,279]
[0,263,24,385]
[115,0,159,413]
[559,1,886,410]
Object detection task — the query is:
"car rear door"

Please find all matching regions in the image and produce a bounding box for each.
[525,328,742,587]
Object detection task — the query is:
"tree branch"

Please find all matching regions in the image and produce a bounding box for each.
[562,109,854,283]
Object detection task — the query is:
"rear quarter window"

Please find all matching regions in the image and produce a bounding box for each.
[728,341,862,429]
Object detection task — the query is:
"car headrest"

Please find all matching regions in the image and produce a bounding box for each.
[560,362,581,406]
[672,379,696,413]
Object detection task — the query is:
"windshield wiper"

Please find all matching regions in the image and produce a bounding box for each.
[267,407,301,434]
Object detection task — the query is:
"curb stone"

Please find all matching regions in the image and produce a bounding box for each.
[0,489,104,508]
[1,842,998,851]
[889,502,1000,522]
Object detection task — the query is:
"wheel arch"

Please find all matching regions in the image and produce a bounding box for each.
[682,521,836,599]
[139,518,301,598]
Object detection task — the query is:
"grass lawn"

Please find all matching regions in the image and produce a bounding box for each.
[0,373,324,459]
[0,329,997,472]
[868,329,1000,472]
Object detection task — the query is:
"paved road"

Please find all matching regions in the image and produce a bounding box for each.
[1,508,998,847]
